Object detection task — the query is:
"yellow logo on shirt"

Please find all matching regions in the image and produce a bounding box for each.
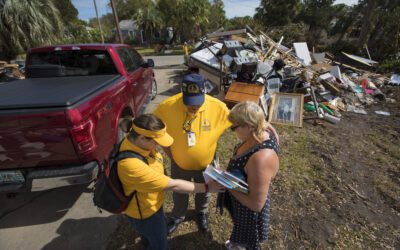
[201,119,211,131]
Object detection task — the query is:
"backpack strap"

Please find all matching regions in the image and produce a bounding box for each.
[117,150,148,164]
[116,150,148,219]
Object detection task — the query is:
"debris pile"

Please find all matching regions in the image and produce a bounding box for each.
[0,60,25,81]
[185,27,397,126]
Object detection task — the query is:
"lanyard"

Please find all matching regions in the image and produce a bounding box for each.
[183,113,197,132]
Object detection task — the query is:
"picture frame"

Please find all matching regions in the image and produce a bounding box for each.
[268,93,304,127]
[259,94,270,119]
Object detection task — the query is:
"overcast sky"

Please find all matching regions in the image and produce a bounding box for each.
[72,0,360,21]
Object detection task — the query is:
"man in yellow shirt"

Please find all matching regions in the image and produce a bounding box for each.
[154,73,232,234]
[118,114,222,249]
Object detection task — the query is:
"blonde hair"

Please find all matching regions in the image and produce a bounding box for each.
[229,101,269,142]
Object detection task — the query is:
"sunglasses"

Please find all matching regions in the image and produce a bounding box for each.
[230,124,241,131]
[143,136,154,141]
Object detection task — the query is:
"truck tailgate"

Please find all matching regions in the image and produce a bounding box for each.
[0,110,79,170]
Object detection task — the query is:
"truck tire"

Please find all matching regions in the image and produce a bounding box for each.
[117,125,126,143]
[117,116,133,143]
[151,79,157,100]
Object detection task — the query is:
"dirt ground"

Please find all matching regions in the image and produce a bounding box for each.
[107,86,399,249]
[268,85,400,249]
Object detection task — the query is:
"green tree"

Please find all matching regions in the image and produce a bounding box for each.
[88,13,115,40]
[268,23,307,45]
[363,0,400,59]
[328,4,354,36]
[64,25,103,44]
[356,0,378,48]
[255,0,302,27]
[208,0,226,32]
[0,0,63,60]
[299,0,335,45]
[157,0,210,42]
[113,0,143,20]
[134,2,163,44]
[225,16,262,31]
[51,0,79,25]
[332,0,400,60]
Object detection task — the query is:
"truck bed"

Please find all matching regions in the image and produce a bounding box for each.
[0,75,122,110]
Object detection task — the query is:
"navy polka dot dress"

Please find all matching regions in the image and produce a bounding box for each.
[222,133,278,250]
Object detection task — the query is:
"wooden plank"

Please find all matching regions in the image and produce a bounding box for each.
[224,82,264,108]
[230,35,248,44]
[225,92,260,104]
[228,82,264,95]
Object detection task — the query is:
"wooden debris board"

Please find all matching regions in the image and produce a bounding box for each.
[319,73,341,96]
[224,82,265,108]
[310,63,332,73]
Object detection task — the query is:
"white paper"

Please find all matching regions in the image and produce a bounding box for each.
[390,74,400,85]
[203,165,248,193]
[190,43,223,70]
[375,111,390,116]
[330,66,343,82]
[293,42,312,66]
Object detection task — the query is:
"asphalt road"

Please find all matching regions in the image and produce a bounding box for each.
[0,55,185,250]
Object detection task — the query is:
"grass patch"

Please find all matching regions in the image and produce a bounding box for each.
[373,175,400,205]
[276,125,324,190]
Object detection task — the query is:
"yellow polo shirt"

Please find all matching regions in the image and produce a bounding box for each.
[117,138,170,219]
[154,93,231,170]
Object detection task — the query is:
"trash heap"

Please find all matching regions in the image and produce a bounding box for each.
[186,27,398,126]
[0,60,25,81]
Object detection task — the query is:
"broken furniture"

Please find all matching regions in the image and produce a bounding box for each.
[224,82,264,108]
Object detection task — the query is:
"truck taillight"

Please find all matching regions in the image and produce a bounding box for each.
[71,120,96,154]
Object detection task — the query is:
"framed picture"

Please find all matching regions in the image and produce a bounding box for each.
[268,93,304,127]
[259,94,269,119]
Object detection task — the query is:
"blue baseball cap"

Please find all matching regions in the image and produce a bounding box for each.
[181,74,205,106]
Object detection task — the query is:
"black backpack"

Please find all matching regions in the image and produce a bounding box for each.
[93,142,147,216]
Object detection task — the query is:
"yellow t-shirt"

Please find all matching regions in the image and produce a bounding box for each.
[117,138,170,219]
[154,93,231,170]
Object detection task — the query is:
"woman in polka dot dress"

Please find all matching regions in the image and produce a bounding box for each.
[221,101,279,250]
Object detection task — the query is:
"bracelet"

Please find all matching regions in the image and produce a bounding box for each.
[204,183,209,193]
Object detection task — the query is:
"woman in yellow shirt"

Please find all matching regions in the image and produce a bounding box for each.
[118,114,221,250]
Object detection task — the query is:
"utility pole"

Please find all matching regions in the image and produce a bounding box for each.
[93,0,104,44]
[110,0,123,44]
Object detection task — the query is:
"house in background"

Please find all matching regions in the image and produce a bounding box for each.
[112,20,143,44]
[113,20,172,45]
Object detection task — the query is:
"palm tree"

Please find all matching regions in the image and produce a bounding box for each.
[133,2,163,44]
[0,0,63,60]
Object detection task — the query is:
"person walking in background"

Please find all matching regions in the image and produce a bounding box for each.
[153,73,232,234]
[218,101,279,250]
[118,114,222,250]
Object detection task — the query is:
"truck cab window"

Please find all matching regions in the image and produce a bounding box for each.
[117,48,137,73]
[128,49,145,68]
[27,50,117,78]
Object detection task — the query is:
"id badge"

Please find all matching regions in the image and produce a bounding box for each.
[187,131,196,147]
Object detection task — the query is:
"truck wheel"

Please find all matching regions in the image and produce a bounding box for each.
[151,79,157,100]
[117,125,126,143]
[117,116,133,143]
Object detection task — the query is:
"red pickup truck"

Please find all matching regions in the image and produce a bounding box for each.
[0,44,157,192]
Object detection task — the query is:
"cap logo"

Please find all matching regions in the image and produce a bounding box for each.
[187,83,199,94]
